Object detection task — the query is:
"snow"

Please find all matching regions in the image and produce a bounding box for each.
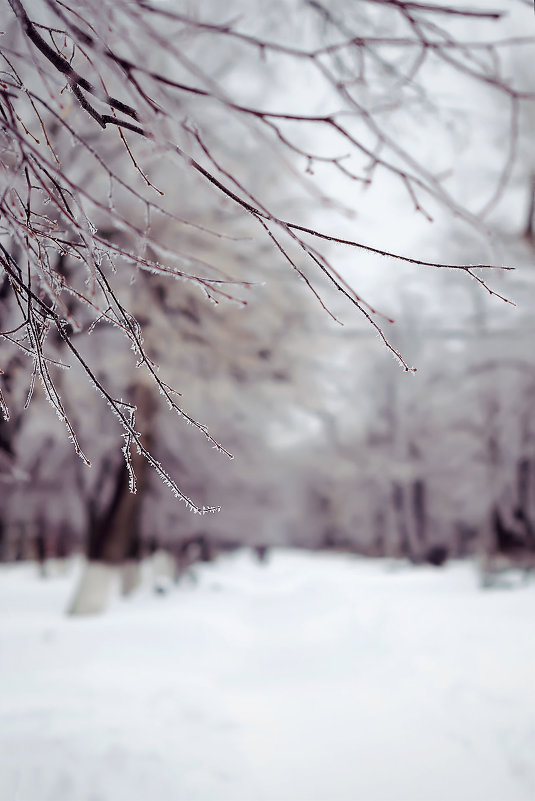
[1,550,534,801]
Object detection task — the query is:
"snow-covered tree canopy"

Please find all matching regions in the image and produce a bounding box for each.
[0,0,533,509]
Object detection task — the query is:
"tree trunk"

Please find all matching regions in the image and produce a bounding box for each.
[412,480,426,546]
[121,559,142,597]
[152,548,174,594]
[525,173,535,242]
[68,561,117,615]
[68,383,155,615]
[121,533,143,596]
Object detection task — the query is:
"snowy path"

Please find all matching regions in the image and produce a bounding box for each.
[1,551,534,801]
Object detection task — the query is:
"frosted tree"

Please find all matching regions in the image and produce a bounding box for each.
[1,0,534,606]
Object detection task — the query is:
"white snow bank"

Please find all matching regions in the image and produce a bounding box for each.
[0,551,534,801]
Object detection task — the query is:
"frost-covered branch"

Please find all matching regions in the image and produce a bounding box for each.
[0,0,530,506]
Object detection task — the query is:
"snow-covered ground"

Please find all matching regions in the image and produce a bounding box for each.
[1,551,534,801]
